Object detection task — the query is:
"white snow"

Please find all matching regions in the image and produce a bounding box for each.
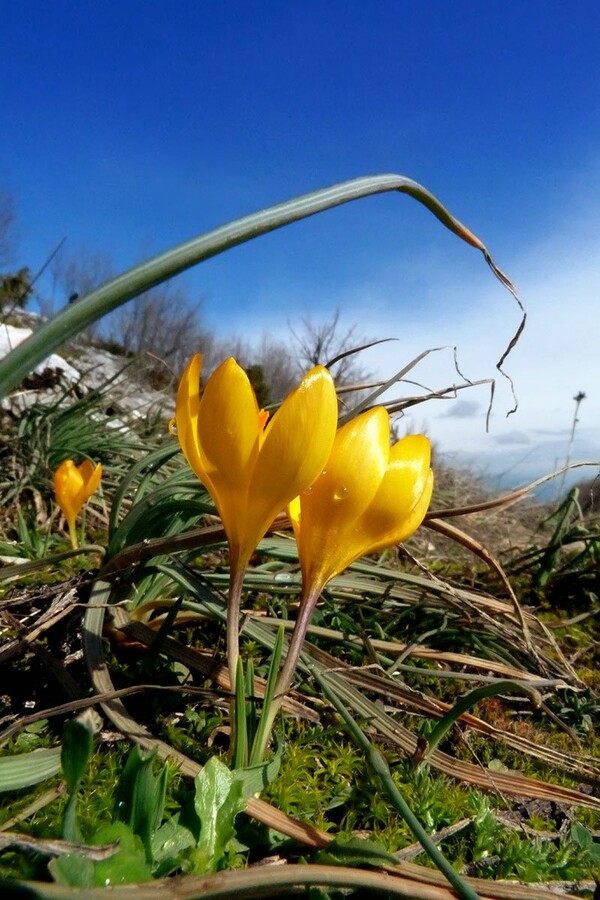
[0,324,80,381]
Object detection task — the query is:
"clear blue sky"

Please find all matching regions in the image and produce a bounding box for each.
[2,1,600,490]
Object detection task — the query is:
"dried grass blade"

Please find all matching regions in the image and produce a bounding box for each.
[14,863,542,900]
[426,517,583,684]
[341,667,599,783]
[314,665,600,811]
[112,609,319,722]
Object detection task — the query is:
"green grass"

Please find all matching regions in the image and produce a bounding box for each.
[1,339,599,895]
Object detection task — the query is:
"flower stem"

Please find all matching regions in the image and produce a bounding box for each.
[252,585,321,761]
[67,519,79,550]
[274,586,321,700]
[226,563,246,696]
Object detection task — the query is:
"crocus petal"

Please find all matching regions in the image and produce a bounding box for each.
[193,358,264,561]
[82,462,103,502]
[174,354,212,486]
[76,460,102,507]
[78,459,95,485]
[349,435,433,557]
[54,460,83,524]
[53,459,102,531]
[288,495,301,533]
[198,358,260,491]
[246,366,337,563]
[291,407,390,589]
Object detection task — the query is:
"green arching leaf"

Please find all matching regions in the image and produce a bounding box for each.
[0,174,504,399]
[313,666,481,900]
[416,679,543,764]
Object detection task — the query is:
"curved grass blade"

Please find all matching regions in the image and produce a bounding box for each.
[108,442,182,538]
[5,862,526,899]
[0,747,61,791]
[414,680,542,765]
[313,667,480,900]
[0,174,516,398]
[0,545,105,584]
[106,488,213,559]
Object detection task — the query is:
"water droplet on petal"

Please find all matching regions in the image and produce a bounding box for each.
[334,485,348,501]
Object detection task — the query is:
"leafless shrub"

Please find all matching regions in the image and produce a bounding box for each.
[47,250,114,332]
[106,283,217,383]
[290,309,371,386]
[252,336,298,401]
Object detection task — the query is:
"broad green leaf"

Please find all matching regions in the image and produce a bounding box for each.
[92,822,153,886]
[570,821,600,860]
[151,815,196,875]
[0,747,61,792]
[234,735,283,798]
[49,853,95,888]
[49,823,152,887]
[193,756,244,874]
[112,746,167,863]
[571,822,593,849]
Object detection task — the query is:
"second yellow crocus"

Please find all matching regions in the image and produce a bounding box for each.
[253,407,433,760]
[289,407,434,596]
[54,459,103,549]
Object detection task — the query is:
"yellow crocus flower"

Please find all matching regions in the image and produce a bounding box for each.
[172,353,338,573]
[170,353,338,680]
[289,406,434,595]
[252,408,433,760]
[53,459,103,549]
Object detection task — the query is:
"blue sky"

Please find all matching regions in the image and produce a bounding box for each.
[2,2,600,492]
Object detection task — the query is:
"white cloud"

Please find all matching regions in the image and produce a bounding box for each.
[340,196,600,492]
[213,170,600,495]
[493,430,531,446]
